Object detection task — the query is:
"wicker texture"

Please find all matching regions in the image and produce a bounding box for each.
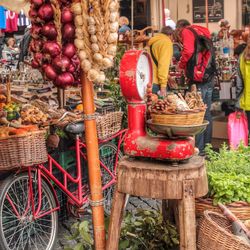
[198,211,250,250]
[151,111,205,126]
[96,111,123,140]
[0,130,48,170]
[196,198,250,220]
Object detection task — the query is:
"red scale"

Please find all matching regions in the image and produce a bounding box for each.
[120,50,195,161]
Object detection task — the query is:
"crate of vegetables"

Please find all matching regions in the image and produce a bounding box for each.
[0,125,47,171]
[147,84,206,126]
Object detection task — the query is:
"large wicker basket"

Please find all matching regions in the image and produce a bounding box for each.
[0,130,48,171]
[151,110,205,126]
[196,198,250,220]
[197,211,250,250]
[96,111,123,140]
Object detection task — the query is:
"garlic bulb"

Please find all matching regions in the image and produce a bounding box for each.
[79,50,87,60]
[109,1,118,12]
[110,22,119,33]
[90,35,98,43]
[71,3,82,15]
[81,59,91,71]
[91,43,99,53]
[102,57,113,68]
[75,28,84,39]
[88,16,95,25]
[88,69,99,81]
[88,25,96,35]
[110,12,118,22]
[74,39,85,49]
[74,15,83,26]
[93,53,103,63]
[97,71,106,83]
[107,45,117,56]
[108,33,118,43]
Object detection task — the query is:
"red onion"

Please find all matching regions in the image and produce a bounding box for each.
[62,24,75,41]
[31,25,42,39]
[29,9,38,19]
[61,8,73,23]
[62,43,76,58]
[30,39,43,53]
[44,65,57,80]
[31,0,44,7]
[31,60,40,69]
[53,55,71,72]
[43,41,61,57]
[34,52,43,65]
[71,55,80,71]
[68,64,75,73]
[42,23,58,40]
[55,72,74,87]
[38,4,54,22]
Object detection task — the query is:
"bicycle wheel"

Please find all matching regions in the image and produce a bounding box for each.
[99,142,123,215]
[0,172,58,250]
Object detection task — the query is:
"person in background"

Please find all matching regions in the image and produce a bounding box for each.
[18,25,31,67]
[164,9,176,30]
[2,37,19,61]
[236,38,250,132]
[118,16,130,34]
[218,19,230,40]
[148,26,177,96]
[176,19,215,155]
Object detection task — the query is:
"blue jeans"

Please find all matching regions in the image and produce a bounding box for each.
[195,80,214,153]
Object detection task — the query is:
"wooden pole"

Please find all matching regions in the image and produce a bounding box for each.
[205,0,209,28]
[81,73,106,250]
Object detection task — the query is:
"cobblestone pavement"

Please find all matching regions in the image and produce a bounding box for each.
[55,196,161,249]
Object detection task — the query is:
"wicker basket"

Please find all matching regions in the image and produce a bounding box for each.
[0,130,48,171]
[196,198,250,220]
[197,211,250,250]
[96,111,123,140]
[151,110,205,126]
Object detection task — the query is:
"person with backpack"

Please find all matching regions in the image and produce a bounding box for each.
[148,26,177,96]
[176,19,216,155]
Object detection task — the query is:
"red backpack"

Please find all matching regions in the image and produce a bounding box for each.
[185,26,216,83]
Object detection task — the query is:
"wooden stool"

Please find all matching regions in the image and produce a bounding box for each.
[106,156,208,250]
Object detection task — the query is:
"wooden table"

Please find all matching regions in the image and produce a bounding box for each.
[106,156,208,250]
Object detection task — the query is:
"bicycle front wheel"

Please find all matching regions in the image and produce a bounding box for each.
[0,172,58,250]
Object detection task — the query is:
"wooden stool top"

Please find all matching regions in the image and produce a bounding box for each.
[117,156,208,200]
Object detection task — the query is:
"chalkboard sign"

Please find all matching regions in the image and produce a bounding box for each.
[193,0,224,23]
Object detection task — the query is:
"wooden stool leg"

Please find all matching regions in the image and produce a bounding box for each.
[178,180,196,250]
[106,190,126,250]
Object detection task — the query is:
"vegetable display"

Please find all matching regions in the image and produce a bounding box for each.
[29,0,120,88]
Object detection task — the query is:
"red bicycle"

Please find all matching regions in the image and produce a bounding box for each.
[0,121,127,250]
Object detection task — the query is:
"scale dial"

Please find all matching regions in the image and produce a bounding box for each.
[120,50,152,103]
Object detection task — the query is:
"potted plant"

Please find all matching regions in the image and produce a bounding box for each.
[195,144,250,220]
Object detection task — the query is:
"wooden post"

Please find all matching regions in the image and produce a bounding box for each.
[106,190,127,250]
[82,73,106,250]
[178,180,196,250]
[205,0,209,29]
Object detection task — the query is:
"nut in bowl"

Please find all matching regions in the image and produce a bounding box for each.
[147,120,209,138]
[146,84,207,126]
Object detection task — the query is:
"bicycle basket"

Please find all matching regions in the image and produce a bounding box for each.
[0,130,48,171]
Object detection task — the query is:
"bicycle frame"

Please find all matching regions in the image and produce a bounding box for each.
[7,129,127,220]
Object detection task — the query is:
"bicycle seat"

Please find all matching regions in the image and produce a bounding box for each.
[65,122,85,134]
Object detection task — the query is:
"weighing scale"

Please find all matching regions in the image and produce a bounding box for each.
[120,50,196,161]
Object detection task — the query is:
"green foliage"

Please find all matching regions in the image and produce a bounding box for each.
[119,209,179,250]
[65,221,94,250]
[65,209,179,250]
[205,143,250,205]
[105,45,127,128]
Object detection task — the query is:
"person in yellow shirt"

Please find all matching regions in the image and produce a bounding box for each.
[148,26,176,96]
